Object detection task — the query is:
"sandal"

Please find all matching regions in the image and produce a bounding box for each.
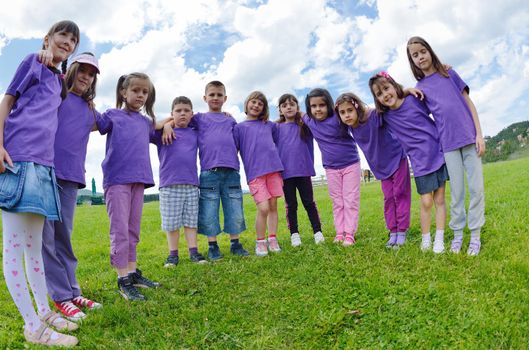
[41,310,78,332]
[343,233,356,247]
[24,323,78,347]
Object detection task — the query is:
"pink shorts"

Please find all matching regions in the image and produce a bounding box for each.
[248,172,284,204]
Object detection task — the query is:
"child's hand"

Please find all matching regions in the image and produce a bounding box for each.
[87,99,96,110]
[0,146,13,173]
[407,88,424,100]
[37,49,54,67]
[443,63,452,71]
[475,135,486,157]
[162,123,176,145]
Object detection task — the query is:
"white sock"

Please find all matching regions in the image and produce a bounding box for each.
[453,230,464,242]
[422,232,431,241]
[435,230,444,242]
[2,212,46,332]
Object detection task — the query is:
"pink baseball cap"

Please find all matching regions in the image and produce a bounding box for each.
[71,53,100,74]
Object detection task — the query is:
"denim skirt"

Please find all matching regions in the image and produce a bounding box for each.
[0,162,61,220]
[414,163,449,195]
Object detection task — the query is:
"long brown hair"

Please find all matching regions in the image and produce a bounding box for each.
[334,92,368,130]
[406,36,449,80]
[277,93,310,140]
[368,72,405,115]
[64,52,97,101]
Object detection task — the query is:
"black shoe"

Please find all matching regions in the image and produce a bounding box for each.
[118,276,146,301]
[190,252,207,264]
[164,255,179,268]
[230,242,250,257]
[207,245,224,261]
[129,269,160,288]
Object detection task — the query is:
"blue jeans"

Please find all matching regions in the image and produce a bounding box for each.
[198,168,246,236]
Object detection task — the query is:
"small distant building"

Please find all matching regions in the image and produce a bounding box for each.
[312,175,327,186]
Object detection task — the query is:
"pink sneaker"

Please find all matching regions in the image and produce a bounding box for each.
[268,237,281,252]
[333,233,344,243]
[343,233,356,247]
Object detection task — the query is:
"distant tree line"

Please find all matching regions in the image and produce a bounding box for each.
[483,121,529,163]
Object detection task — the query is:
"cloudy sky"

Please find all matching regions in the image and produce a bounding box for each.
[1,0,528,192]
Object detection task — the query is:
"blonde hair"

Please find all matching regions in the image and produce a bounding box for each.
[244,91,269,121]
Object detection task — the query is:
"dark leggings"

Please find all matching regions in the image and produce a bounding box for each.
[283,176,321,234]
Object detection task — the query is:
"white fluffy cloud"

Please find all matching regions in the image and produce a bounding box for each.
[1,0,529,191]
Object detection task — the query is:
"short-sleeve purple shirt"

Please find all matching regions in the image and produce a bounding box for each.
[382,96,445,177]
[151,127,199,188]
[351,110,406,180]
[275,122,315,179]
[192,112,240,171]
[97,109,154,189]
[53,92,97,188]
[416,69,476,152]
[4,54,63,166]
[233,120,284,183]
[302,114,359,169]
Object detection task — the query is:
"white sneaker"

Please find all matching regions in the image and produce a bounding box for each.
[268,237,281,252]
[433,240,445,254]
[255,240,268,257]
[314,231,325,244]
[420,237,431,251]
[290,233,302,247]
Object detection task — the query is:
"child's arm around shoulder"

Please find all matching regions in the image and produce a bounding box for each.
[96,109,114,135]
[403,87,424,100]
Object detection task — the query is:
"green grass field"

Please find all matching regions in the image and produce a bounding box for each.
[1,157,528,349]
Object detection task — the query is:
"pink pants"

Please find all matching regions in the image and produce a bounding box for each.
[380,158,411,232]
[104,183,145,269]
[325,162,360,235]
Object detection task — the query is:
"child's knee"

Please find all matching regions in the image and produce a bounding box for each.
[420,195,433,210]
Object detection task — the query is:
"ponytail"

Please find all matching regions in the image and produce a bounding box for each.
[115,75,127,109]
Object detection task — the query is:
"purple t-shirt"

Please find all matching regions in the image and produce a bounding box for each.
[4,54,63,166]
[382,96,445,177]
[191,112,240,171]
[275,122,315,179]
[417,69,476,152]
[54,92,97,188]
[151,127,199,187]
[351,110,406,180]
[233,120,284,183]
[302,114,359,169]
[97,108,154,189]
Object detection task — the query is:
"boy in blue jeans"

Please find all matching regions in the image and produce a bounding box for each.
[164,81,248,260]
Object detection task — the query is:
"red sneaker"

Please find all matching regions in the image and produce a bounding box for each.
[54,300,86,322]
[72,295,103,310]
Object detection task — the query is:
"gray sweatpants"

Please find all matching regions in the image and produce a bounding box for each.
[444,144,485,232]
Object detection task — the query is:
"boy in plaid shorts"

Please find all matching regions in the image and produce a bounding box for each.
[152,96,206,266]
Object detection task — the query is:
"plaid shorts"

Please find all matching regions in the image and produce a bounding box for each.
[159,184,199,231]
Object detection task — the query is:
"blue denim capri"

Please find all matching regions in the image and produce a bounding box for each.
[198,168,246,236]
[0,161,61,220]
